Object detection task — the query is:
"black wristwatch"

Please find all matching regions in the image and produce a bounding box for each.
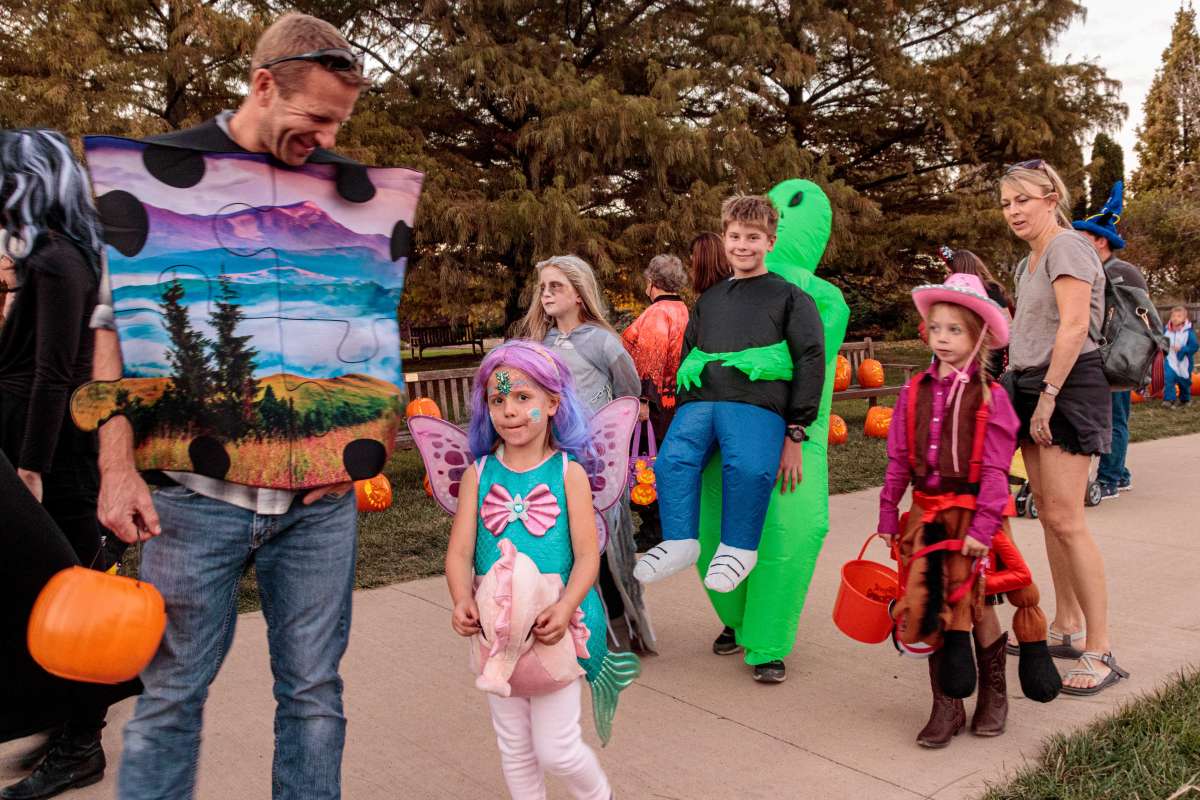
[786,424,808,443]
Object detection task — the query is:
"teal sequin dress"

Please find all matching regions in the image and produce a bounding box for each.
[474,450,640,744]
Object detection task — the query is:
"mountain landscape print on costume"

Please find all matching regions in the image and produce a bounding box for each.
[71,136,423,488]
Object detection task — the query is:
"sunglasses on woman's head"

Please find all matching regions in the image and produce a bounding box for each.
[256,48,363,75]
[1005,159,1046,174]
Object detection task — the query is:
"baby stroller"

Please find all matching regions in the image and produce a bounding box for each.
[1010,450,1103,517]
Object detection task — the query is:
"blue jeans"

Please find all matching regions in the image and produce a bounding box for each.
[656,401,785,550]
[118,486,358,800]
[1097,390,1132,487]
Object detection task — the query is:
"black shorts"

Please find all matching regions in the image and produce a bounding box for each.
[1005,350,1112,457]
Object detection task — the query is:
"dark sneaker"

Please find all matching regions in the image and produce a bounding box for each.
[1163,400,1176,409]
[1117,479,1132,492]
[753,660,787,684]
[713,626,741,656]
[1099,484,1119,501]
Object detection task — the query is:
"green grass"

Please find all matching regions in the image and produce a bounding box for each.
[980,669,1200,800]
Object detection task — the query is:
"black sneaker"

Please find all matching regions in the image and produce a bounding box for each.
[1117,479,1133,492]
[753,660,787,683]
[1099,484,1119,501]
[712,626,741,655]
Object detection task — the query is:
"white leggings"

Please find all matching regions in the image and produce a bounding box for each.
[486,679,611,800]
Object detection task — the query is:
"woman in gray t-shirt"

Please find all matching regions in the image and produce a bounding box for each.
[1000,160,1127,697]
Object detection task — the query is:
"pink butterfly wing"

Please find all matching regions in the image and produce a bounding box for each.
[407,415,472,517]
[587,397,640,513]
[594,510,609,554]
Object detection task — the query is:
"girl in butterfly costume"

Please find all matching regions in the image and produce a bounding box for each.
[878,273,1061,749]
[411,340,640,799]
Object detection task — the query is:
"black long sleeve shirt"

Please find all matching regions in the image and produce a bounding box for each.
[0,235,98,472]
[677,272,825,427]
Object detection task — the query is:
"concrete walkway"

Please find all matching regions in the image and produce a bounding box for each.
[5,434,1199,799]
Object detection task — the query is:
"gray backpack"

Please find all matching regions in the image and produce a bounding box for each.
[1097,266,1168,390]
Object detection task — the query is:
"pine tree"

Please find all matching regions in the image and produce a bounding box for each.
[0,0,260,136]
[161,280,214,429]
[1132,6,1200,193]
[209,277,259,439]
[1087,133,1125,215]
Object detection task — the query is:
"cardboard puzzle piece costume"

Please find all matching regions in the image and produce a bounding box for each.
[697,180,850,665]
[69,136,422,489]
[409,398,642,745]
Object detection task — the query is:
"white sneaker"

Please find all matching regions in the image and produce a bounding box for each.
[634,539,700,584]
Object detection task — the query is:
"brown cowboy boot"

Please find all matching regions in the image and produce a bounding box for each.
[971,631,1009,736]
[917,650,965,748]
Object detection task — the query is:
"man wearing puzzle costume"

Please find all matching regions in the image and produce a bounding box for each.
[72,136,422,488]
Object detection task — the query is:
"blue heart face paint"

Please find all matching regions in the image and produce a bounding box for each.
[529,408,542,423]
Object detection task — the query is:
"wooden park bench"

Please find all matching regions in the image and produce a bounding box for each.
[405,322,485,361]
[832,337,922,407]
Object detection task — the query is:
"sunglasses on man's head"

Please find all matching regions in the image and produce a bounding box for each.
[256,48,363,75]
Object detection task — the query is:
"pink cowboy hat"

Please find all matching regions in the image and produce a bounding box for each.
[911,273,1010,348]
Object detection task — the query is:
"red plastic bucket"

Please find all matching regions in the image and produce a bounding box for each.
[833,534,899,644]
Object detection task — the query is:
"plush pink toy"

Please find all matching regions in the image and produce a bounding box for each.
[471,539,590,697]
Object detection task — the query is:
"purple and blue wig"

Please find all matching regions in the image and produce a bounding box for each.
[468,340,600,474]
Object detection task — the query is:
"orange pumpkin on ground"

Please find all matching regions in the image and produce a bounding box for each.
[423,474,433,497]
[834,355,852,392]
[405,397,442,420]
[864,405,894,438]
[1131,390,1144,404]
[1192,372,1200,394]
[828,414,848,445]
[858,358,885,389]
[28,566,166,684]
[356,473,394,512]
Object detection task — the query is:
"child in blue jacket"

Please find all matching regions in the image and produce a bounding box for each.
[1164,306,1198,407]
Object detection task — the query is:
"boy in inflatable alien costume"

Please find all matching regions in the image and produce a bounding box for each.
[643,180,849,683]
[634,194,826,596]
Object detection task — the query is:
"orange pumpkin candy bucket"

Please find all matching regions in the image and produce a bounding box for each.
[833,534,899,644]
[28,565,166,684]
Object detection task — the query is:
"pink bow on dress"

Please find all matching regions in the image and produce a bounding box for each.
[481,483,562,537]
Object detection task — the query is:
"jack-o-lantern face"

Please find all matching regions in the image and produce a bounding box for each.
[834,356,852,391]
[864,405,894,438]
[631,483,657,506]
[858,358,885,389]
[28,566,167,684]
[356,473,394,512]
[828,414,848,445]
[405,397,442,420]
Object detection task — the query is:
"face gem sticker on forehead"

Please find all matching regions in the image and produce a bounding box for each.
[495,371,512,396]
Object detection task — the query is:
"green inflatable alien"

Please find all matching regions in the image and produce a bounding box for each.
[696,179,850,666]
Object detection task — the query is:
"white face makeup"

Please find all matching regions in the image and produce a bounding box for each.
[538,266,582,320]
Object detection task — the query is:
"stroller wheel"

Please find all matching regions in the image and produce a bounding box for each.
[1085,481,1103,507]
[1014,485,1030,517]
[1028,495,1038,519]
